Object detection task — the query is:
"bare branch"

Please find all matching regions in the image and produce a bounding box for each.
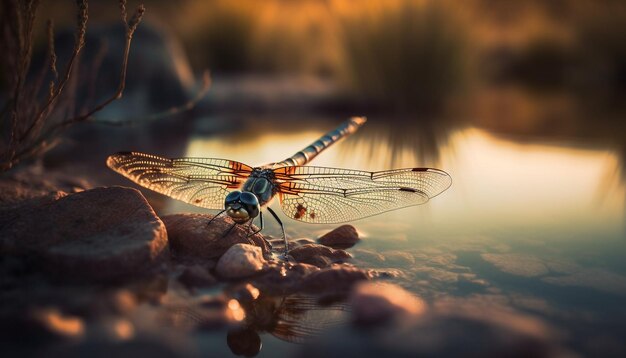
[95,70,212,126]
[47,19,59,86]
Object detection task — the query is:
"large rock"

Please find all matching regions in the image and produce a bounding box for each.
[0,186,168,280]
[0,165,89,207]
[350,282,426,325]
[318,225,360,248]
[288,244,351,268]
[216,244,267,280]
[162,214,271,260]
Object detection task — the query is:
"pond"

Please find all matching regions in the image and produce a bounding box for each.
[156,116,626,357]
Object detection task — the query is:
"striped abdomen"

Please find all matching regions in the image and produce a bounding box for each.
[268,117,366,168]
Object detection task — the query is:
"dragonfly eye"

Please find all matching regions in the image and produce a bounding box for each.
[240,192,260,218]
[225,190,242,206]
[240,192,258,206]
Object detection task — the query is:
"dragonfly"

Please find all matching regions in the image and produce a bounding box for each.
[106,117,451,257]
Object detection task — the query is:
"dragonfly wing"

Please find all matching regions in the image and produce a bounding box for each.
[107,152,253,209]
[273,166,451,223]
[270,295,350,344]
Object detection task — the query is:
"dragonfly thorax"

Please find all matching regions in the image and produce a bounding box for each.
[241,169,275,206]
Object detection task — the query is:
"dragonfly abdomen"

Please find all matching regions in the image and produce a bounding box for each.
[269,117,366,168]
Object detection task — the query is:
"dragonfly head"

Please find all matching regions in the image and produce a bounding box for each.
[224,190,260,224]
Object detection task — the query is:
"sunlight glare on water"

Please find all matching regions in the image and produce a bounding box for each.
[182,125,625,242]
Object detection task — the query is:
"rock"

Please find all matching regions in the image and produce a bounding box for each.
[162,214,271,260]
[288,244,351,268]
[250,260,321,293]
[294,237,317,248]
[302,266,371,293]
[350,282,426,325]
[318,225,360,248]
[251,262,310,293]
[0,186,168,280]
[291,263,321,276]
[266,236,317,253]
[0,165,89,207]
[216,244,267,280]
[178,265,218,289]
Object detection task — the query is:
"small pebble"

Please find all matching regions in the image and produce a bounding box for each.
[350,282,426,325]
[318,225,360,248]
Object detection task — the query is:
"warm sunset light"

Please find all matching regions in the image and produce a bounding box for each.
[2,1,625,357]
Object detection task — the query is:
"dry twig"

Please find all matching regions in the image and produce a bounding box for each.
[0,0,145,171]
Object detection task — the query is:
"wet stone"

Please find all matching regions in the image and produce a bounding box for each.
[216,244,267,280]
[0,186,169,281]
[302,266,371,294]
[288,244,352,268]
[290,262,321,276]
[162,214,271,260]
[250,262,304,293]
[293,237,317,248]
[318,225,360,249]
[350,282,426,325]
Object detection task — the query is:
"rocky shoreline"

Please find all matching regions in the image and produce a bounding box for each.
[0,174,573,357]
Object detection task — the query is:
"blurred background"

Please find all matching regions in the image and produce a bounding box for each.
[3,0,626,357]
[23,0,624,174]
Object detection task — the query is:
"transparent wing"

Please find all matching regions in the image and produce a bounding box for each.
[270,295,350,344]
[107,151,253,209]
[273,166,451,223]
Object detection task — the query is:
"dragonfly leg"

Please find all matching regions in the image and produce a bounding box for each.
[207,209,227,227]
[267,207,288,255]
[248,211,264,236]
[247,211,272,249]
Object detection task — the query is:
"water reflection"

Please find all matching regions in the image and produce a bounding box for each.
[181,122,624,238]
[161,289,349,357]
[230,294,348,349]
[156,116,626,356]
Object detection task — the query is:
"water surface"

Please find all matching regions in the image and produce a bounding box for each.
[159,117,626,356]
